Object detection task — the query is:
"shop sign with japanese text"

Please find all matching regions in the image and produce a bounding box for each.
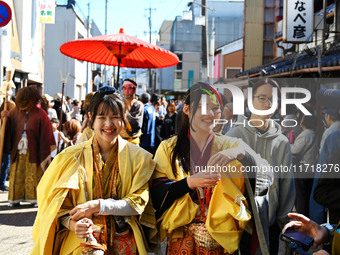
[283,0,314,43]
[39,0,55,24]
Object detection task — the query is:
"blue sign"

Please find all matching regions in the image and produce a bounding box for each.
[0,1,12,28]
[188,70,194,88]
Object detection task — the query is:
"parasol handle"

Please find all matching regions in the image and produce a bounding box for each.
[115,58,121,89]
[114,44,122,89]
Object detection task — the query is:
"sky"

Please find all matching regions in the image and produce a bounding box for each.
[76,0,190,43]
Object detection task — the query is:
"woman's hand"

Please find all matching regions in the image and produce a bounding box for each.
[283,213,329,247]
[313,251,330,255]
[207,147,245,167]
[58,131,70,143]
[1,110,9,119]
[69,218,94,238]
[70,200,100,221]
[187,172,221,189]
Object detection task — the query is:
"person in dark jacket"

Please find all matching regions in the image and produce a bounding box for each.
[151,94,162,151]
[314,133,340,225]
[161,101,177,140]
[291,115,319,217]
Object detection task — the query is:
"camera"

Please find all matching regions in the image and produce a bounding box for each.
[281,227,314,255]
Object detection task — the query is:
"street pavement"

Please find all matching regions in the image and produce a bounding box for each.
[0,181,165,255]
[0,182,36,255]
[0,180,290,255]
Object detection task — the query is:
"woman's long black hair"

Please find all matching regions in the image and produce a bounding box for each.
[88,91,127,128]
[170,83,221,177]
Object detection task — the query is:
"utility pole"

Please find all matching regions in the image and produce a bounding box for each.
[145,5,156,91]
[86,2,90,93]
[188,0,214,82]
[321,0,327,56]
[209,5,215,83]
[202,0,208,81]
[104,0,108,86]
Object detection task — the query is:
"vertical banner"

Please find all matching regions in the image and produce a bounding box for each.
[283,0,314,43]
[39,0,55,24]
[188,70,194,88]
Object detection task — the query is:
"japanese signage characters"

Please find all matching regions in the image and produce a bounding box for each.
[283,0,314,43]
[39,0,55,24]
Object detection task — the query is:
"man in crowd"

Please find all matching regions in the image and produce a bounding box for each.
[320,107,340,150]
[119,79,144,144]
[140,93,156,153]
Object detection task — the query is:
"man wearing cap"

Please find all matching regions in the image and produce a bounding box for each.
[320,107,340,151]
[120,79,144,144]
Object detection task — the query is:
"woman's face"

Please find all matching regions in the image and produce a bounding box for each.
[223,106,233,120]
[154,103,160,112]
[190,95,221,135]
[251,83,274,118]
[92,104,124,146]
[168,105,174,113]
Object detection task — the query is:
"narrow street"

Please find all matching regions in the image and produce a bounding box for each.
[0,182,35,255]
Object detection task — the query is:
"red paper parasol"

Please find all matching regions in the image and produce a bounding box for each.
[60,28,179,88]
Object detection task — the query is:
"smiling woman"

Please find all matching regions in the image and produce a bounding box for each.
[32,91,157,255]
[151,83,271,254]
[88,93,126,160]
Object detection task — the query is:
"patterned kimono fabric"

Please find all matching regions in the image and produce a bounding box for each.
[85,126,94,140]
[8,151,43,203]
[167,134,225,255]
[8,115,44,204]
[91,137,137,255]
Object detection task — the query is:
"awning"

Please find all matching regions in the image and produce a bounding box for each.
[236,43,340,78]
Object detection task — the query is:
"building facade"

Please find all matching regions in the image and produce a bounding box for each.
[239,0,340,79]
[165,0,244,91]
[0,0,45,95]
[44,0,101,100]
[215,38,243,80]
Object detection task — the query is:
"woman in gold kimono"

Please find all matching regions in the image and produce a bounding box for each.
[1,86,55,207]
[32,91,156,255]
[151,83,271,254]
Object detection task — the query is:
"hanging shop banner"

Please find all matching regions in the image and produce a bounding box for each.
[283,0,314,43]
[39,0,55,24]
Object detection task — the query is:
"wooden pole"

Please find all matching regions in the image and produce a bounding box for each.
[0,68,14,170]
[0,85,9,169]
[57,82,65,153]
[57,71,69,153]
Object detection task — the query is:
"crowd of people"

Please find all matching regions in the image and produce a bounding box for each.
[0,78,339,255]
